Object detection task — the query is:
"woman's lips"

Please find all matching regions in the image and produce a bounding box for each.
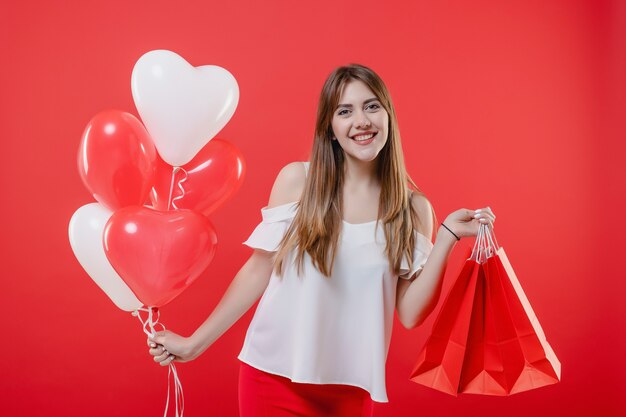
[352,131,377,145]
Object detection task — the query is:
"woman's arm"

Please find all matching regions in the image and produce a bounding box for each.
[395,196,495,329]
[149,162,308,365]
[149,250,275,365]
[396,223,457,329]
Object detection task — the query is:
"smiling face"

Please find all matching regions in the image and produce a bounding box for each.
[331,79,389,163]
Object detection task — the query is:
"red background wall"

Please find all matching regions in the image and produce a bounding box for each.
[2,1,624,416]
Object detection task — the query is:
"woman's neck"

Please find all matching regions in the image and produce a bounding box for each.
[342,155,379,190]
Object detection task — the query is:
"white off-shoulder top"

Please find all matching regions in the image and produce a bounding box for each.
[238,162,434,403]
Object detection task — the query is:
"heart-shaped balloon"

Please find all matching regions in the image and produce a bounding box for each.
[77,110,157,211]
[131,50,239,167]
[68,203,143,311]
[103,206,218,307]
[150,138,246,215]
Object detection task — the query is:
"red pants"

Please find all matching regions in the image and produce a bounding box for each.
[238,361,374,417]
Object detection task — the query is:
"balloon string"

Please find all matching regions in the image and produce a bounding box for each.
[132,307,184,417]
[163,363,184,417]
[171,168,188,210]
[168,361,184,417]
[167,167,189,210]
[133,306,163,337]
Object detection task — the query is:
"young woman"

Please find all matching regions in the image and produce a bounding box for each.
[147,64,496,417]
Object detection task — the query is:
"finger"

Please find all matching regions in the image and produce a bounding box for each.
[154,349,170,363]
[149,346,166,356]
[478,217,494,227]
[160,354,176,367]
[479,217,495,230]
[479,213,495,222]
[477,219,495,232]
[482,206,496,219]
[147,338,156,348]
[474,211,495,222]
[152,333,165,345]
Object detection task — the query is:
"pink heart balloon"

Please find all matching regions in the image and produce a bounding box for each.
[103,206,217,307]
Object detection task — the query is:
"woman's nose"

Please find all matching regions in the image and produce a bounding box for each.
[355,114,371,128]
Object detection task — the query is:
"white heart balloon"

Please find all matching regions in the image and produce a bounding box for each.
[68,203,143,312]
[131,50,240,167]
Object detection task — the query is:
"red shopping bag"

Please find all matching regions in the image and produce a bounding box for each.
[408,256,482,395]
[457,258,506,395]
[460,251,526,395]
[411,224,561,396]
[490,248,561,393]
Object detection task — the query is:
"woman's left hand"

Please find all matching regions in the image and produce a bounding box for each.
[441,206,496,239]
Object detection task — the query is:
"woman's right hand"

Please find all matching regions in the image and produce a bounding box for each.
[147,330,200,366]
[441,206,496,239]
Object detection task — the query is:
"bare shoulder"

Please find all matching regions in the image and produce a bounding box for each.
[267,162,307,209]
[410,191,435,241]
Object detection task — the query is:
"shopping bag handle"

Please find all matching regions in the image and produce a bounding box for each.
[470,223,500,263]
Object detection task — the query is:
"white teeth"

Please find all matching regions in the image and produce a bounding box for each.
[353,133,375,141]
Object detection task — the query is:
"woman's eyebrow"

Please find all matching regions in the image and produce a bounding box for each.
[336,97,379,108]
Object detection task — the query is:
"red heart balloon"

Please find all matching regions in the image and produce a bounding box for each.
[103,206,217,307]
[78,110,157,211]
[150,138,245,215]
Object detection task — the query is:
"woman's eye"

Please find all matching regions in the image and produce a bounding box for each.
[367,103,380,111]
[338,109,349,116]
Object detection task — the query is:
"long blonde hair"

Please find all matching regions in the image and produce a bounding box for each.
[274,63,435,278]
